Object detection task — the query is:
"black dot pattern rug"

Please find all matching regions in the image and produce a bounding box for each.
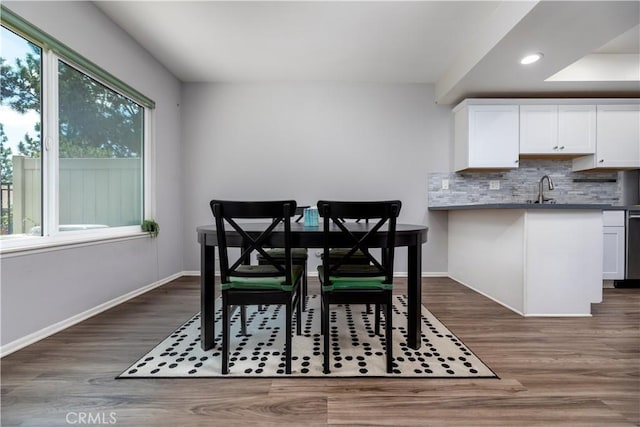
[118,295,496,378]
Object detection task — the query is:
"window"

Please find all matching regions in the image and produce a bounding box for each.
[0,9,154,251]
[57,61,144,231]
[0,27,42,236]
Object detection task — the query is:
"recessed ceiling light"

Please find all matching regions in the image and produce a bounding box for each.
[520,53,544,65]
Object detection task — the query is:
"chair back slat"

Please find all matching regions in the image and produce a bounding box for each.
[212,200,296,219]
[317,200,401,284]
[323,201,399,221]
[210,200,297,284]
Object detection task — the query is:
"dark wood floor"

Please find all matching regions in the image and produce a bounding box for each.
[2,276,639,426]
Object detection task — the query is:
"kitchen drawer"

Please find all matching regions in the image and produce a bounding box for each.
[603,210,625,227]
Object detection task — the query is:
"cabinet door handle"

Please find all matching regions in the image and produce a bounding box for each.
[560,146,565,150]
[515,159,519,164]
[553,146,559,150]
[599,159,605,163]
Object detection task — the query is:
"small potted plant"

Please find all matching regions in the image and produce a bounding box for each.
[141,219,159,237]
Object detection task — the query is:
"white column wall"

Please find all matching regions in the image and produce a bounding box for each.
[448,208,603,316]
[524,211,603,315]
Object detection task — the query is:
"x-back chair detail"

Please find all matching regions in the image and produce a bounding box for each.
[210,200,303,374]
[317,200,402,374]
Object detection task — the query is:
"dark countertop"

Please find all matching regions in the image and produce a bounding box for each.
[429,203,627,211]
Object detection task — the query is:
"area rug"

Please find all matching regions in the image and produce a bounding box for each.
[118,295,496,378]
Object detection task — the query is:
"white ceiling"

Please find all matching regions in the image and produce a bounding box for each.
[95,1,640,105]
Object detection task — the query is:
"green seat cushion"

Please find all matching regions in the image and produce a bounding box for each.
[317,265,392,291]
[222,265,303,291]
[257,248,308,260]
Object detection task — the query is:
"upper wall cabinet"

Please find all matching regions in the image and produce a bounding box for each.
[573,105,640,171]
[454,99,639,172]
[520,105,596,155]
[454,104,519,172]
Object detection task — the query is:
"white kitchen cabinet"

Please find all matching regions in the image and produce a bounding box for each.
[520,104,595,155]
[558,105,597,154]
[519,105,557,154]
[454,104,519,171]
[573,104,640,171]
[603,210,625,280]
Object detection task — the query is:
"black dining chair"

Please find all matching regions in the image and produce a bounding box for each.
[210,200,303,374]
[257,206,309,310]
[317,200,401,374]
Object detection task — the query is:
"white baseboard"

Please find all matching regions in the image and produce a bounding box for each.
[183,271,449,278]
[422,272,449,278]
[0,271,183,358]
[389,272,449,278]
[182,270,201,276]
[523,313,592,317]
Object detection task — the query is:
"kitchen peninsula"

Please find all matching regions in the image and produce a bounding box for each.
[430,204,621,316]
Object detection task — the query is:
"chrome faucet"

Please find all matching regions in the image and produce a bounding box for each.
[537,175,554,204]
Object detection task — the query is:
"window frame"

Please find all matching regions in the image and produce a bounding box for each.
[0,7,156,254]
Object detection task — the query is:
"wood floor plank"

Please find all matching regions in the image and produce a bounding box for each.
[269,377,527,398]
[2,276,639,426]
[327,395,635,426]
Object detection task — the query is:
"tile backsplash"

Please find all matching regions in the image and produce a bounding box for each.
[428,159,622,206]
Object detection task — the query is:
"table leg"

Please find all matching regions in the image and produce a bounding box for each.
[407,243,422,349]
[201,243,216,350]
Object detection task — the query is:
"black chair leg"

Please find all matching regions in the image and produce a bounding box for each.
[240,305,247,336]
[302,261,308,311]
[296,288,302,336]
[374,303,381,336]
[323,297,330,374]
[222,296,230,375]
[320,291,325,335]
[286,300,292,374]
[385,298,393,373]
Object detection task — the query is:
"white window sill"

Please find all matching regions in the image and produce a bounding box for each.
[0,227,154,258]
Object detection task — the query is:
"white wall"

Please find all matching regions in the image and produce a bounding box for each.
[1,2,183,348]
[181,82,451,274]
